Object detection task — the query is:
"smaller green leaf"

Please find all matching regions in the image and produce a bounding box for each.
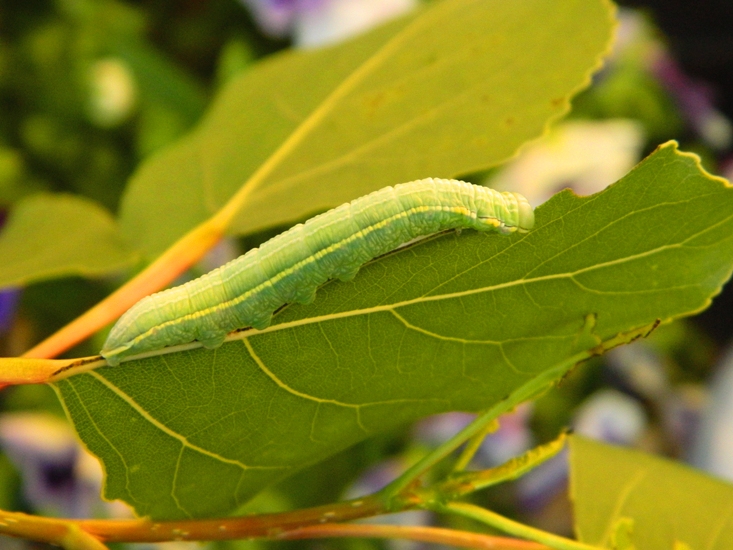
[570,435,733,550]
[0,194,138,288]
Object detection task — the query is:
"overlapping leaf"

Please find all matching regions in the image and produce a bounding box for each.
[570,435,733,549]
[120,0,616,257]
[55,144,733,519]
[0,0,614,288]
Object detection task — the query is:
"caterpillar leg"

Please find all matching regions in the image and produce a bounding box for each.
[335,267,360,282]
[198,332,227,349]
[249,313,273,331]
[293,288,317,304]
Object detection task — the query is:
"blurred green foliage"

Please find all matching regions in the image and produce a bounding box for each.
[0,0,279,212]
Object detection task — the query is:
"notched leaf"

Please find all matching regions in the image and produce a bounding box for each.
[120,0,617,257]
[53,143,733,519]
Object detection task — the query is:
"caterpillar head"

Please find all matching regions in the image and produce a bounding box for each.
[476,191,535,234]
[513,192,535,233]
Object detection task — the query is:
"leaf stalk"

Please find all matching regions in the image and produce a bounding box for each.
[436,502,600,550]
[278,523,551,549]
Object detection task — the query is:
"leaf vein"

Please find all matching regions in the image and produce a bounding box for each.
[254,239,696,334]
[170,446,192,518]
[62,380,142,506]
[88,371,280,472]
[242,339,360,409]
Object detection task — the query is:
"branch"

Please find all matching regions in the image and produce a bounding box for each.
[0,495,387,546]
[280,523,551,550]
[0,435,574,549]
[0,512,108,550]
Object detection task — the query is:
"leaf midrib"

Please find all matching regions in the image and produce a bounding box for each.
[214,3,444,227]
[259,238,692,334]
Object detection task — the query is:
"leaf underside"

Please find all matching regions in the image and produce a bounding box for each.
[55,144,733,519]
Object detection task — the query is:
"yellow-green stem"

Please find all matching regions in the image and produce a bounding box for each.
[453,418,499,472]
[279,522,551,549]
[439,502,600,550]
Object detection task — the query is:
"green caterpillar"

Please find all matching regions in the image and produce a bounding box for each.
[100,178,534,366]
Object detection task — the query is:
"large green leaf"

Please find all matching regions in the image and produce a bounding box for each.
[0,194,137,287]
[53,143,733,519]
[570,435,733,549]
[120,0,616,257]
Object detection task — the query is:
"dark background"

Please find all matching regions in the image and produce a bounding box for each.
[619,0,733,345]
[620,0,733,117]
